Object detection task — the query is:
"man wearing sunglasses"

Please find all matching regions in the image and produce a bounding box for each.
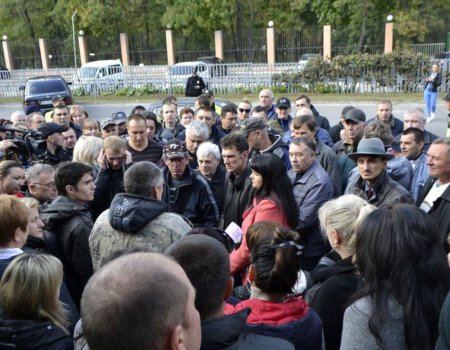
[237,99,252,124]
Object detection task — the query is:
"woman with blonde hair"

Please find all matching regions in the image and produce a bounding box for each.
[73,135,103,178]
[70,105,90,128]
[82,119,100,137]
[306,194,375,350]
[0,253,73,349]
[0,160,25,196]
[20,197,46,252]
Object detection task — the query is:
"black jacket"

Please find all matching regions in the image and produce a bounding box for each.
[311,104,331,131]
[0,254,79,335]
[162,166,219,227]
[41,196,94,307]
[417,177,450,253]
[185,75,206,97]
[90,164,129,221]
[425,72,442,93]
[196,165,227,216]
[0,312,73,350]
[308,255,361,350]
[220,166,255,230]
[329,121,344,144]
[201,308,294,350]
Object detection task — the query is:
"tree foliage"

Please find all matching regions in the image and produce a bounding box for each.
[0,0,448,67]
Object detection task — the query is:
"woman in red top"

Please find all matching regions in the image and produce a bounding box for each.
[230,153,298,274]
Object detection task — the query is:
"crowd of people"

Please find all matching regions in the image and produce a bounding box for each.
[0,88,450,349]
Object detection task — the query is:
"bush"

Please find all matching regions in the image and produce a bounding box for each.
[272,51,430,93]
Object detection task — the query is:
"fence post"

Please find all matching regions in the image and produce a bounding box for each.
[215,30,224,60]
[78,31,88,65]
[166,27,175,66]
[2,36,14,70]
[384,16,394,54]
[39,38,50,70]
[120,33,130,67]
[323,25,332,60]
[267,21,275,64]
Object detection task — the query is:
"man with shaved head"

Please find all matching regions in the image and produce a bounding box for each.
[392,107,438,153]
[81,252,201,350]
[257,88,276,119]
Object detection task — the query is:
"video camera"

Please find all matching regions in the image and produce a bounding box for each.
[0,125,47,163]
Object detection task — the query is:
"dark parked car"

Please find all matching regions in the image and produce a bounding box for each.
[197,56,228,76]
[19,76,74,113]
[0,65,11,79]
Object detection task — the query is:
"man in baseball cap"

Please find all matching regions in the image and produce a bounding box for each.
[345,137,413,206]
[161,139,219,227]
[240,117,290,169]
[100,118,118,139]
[268,97,292,134]
[111,111,128,137]
[37,122,71,165]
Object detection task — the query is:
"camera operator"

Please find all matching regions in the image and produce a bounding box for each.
[0,139,17,160]
[37,122,72,166]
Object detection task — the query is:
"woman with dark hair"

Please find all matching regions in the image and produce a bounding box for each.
[230,153,298,275]
[226,221,323,349]
[341,204,450,350]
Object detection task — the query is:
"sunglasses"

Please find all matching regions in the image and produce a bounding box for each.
[239,108,251,113]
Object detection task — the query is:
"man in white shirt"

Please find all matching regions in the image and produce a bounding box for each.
[417,138,450,252]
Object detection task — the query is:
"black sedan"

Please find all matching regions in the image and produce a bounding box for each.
[19,76,74,113]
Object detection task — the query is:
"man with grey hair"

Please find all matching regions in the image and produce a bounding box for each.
[27,112,45,130]
[392,107,438,153]
[10,111,27,126]
[25,163,57,204]
[417,137,450,252]
[185,120,209,169]
[89,161,191,271]
[196,142,226,215]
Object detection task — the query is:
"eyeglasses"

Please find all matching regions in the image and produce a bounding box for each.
[32,182,56,189]
[278,106,289,110]
[239,108,251,113]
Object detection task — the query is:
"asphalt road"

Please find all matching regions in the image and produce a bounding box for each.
[0,100,448,137]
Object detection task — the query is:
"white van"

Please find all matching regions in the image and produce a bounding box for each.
[77,59,124,94]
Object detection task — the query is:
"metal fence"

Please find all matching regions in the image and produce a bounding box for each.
[410,43,446,57]
[1,59,448,99]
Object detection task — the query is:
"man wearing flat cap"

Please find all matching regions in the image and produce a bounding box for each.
[345,137,413,207]
[241,116,290,170]
[161,139,219,227]
[37,122,72,165]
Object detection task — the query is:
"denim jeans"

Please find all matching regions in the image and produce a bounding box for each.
[424,87,437,117]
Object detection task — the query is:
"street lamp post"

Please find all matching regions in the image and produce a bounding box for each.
[72,10,78,68]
